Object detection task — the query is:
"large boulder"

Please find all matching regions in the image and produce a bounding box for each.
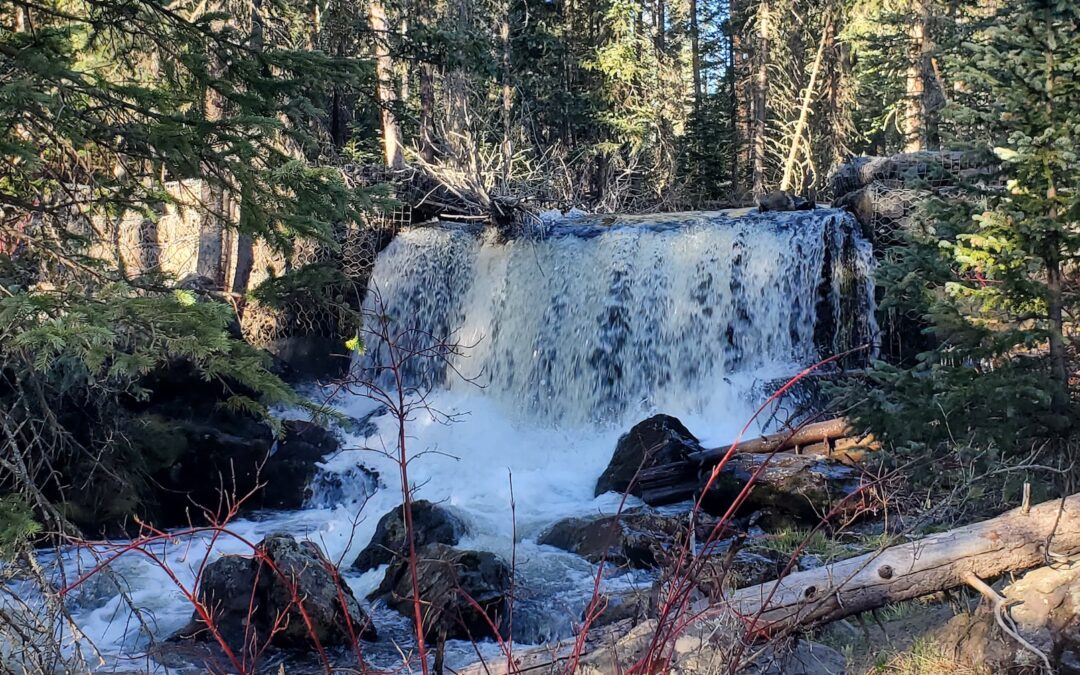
[146,418,340,524]
[595,415,703,497]
[173,534,375,650]
[538,508,734,570]
[371,544,510,641]
[353,500,467,572]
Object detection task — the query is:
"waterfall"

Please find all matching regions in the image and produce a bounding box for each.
[28,208,878,670]
[359,209,876,426]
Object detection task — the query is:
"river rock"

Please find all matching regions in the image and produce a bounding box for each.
[538,508,733,570]
[941,561,1080,673]
[352,500,467,572]
[173,533,375,650]
[371,543,510,641]
[595,415,703,497]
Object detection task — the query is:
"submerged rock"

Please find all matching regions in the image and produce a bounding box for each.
[352,500,467,572]
[173,534,375,651]
[538,508,733,570]
[595,415,703,497]
[371,543,510,641]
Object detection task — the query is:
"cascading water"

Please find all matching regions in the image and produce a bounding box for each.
[360,208,876,425]
[22,208,877,672]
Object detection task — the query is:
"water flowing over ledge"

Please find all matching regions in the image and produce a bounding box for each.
[359,208,877,427]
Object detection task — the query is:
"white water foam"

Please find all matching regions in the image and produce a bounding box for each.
[19,209,875,671]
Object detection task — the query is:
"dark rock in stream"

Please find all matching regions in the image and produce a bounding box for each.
[353,500,468,572]
[148,418,341,524]
[538,507,735,570]
[595,415,703,497]
[171,534,375,653]
[370,543,511,641]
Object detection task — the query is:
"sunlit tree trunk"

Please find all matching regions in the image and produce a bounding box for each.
[500,0,512,186]
[369,0,405,169]
[751,0,769,195]
[903,0,933,152]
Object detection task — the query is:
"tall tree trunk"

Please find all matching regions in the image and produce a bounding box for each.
[690,0,702,105]
[368,0,405,169]
[903,0,932,152]
[751,0,769,196]
[1042,11,1069,416]
[655,0,666,52]
[198,11,227,286]
[500,0,513,187]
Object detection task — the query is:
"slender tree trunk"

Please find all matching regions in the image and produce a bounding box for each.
[690,0,702,105]
[500,0,513,187]
[903,0,931,152]
[416,0,436,163]
[368,0,405,169]
[751,0,769,195]
[198,12,227,286]
[655,0,666,52]
[1042,10,1069,415]
[780,14,831,193]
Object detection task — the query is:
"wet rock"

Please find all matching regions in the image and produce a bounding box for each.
[352,500,467,572]
[538,508,733,570]
[149,418,340,523]
[307,464,381,509]
[941,562,1080,673]
[596,415,703,497]
[693,540,789,592]
[590,586,658,629]
[371,543,510,641]
[173,534,375,651]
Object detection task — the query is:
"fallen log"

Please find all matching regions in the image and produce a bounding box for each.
[638,451,865,516]
[455,495,1080,675]
[687,417,876,465]
[727,493,1080,633]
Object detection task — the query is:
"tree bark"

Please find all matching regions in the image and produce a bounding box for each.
[751,0,769,196]
[729,494,1080,633]
[1042,10,1069,416]
[499,0,513,187]
[779,13,831,193]
[368,0,405,169]
[902,0,932,152]
[691,418,859,463]
[690,0,702,105]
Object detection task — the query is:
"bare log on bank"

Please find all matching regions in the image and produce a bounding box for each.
[456,494,1080,674]
[727,493,1080,633]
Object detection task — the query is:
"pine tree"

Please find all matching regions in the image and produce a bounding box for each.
[843,1,1079,473]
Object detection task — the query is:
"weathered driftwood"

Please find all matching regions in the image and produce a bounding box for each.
[688,418,875,464]
[727,493,1080,633]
